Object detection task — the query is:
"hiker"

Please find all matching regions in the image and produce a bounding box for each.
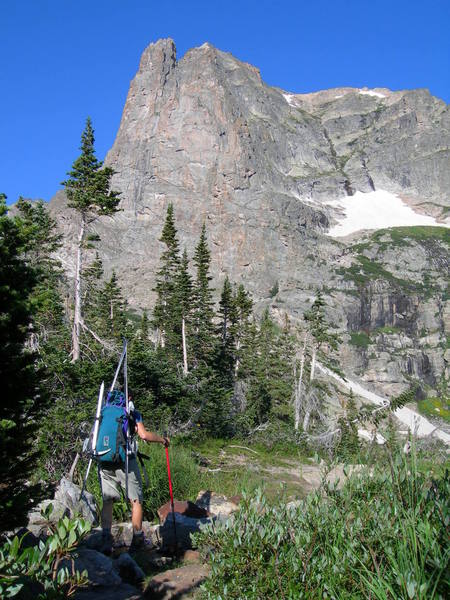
[99,394,169,554]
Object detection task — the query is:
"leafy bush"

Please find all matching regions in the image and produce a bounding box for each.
[418,397,450,423]
[0,504,91,599]
[194,448,449,599]
[349,331,372,348]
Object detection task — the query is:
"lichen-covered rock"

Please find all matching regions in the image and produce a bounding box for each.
[54,477,98,525]
[195,491,240,518]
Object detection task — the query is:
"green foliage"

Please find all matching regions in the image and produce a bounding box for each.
[418,397,450,423]
[0,195,45,529]
[192,223,215,366]
[0,504,91,598]
[61,117,120,218]
[194,447,449,599]
[240,310,294,430]
[336,391,360,460]
[153,203,182,354]
[304,291,340,352]
[349,331,372,348]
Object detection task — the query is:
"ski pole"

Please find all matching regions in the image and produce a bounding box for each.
[79,381,104,500]
[124,340,129,502]
[110,340,127,392]
[164,434,177,550]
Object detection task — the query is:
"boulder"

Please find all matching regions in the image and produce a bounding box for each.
[157,499,209,523]
[158,513,214,551]
[113,552,145,585]
[195,490,240,518]
[74,583,141,600]
[27,499,69,536]
[71,548,121,587]
[54,477,98,524]
[145,563,209,600]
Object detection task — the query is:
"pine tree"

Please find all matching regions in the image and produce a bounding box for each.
[83,252,104,331]
[153,204,181,350]
[139,311,150,340]
[337,389,360,459]
[62,117,120,361]
[100,271,127,340]
[0,195,44,529]
[192,224,215,366]
[302,291,340,431]
[243,310,293,427]
[15,199,65,352]
[215,276,236,383]
[232,284,253,377]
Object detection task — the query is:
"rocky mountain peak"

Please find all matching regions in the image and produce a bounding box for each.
[50,38,449,397]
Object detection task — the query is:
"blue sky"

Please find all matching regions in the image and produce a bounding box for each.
[1,0,449,204]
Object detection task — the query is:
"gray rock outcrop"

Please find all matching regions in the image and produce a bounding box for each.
[49,38,449,396]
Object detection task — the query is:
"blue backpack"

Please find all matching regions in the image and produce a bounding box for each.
[94,391,135,463]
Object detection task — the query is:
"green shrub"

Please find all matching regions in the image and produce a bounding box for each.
[349,331,372,348]
[194,447,449,599]
[0,504,91,598]
[418,398,450,423]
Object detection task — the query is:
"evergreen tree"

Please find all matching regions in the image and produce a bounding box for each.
[139,311,150,340]
[15,199,66,354]
[243,310,293,428]
[100,271,127,341]
[215,276,236,383]
[337,389,360,459]
[232,284,253,378]
[153,204,181,351]
[0,195,43,529]
[62,117,120,361]
[82,252,104,332]
[192,224,215,367]
[302,291,341,431]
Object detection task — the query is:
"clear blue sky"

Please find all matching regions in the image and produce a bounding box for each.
[1,0,449,204]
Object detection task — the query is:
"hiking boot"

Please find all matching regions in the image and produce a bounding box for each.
[129,530,145,553]
[99,532,113,556]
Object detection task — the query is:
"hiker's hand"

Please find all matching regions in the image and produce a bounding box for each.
[163,436,170,447]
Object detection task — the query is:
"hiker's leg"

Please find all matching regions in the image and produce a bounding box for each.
[99,465,120,538]
[101,499,114,530]
[131,499,143,532]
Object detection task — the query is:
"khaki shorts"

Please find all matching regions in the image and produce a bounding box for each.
[99,458,143,503]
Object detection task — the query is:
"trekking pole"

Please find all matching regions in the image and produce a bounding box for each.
[164,433,177,551]
[123,339,129,502]
[79,381,104,500]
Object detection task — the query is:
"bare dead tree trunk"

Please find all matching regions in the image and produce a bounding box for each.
[310,345,317,382]
[303,405,312,432]
[294,333,308,430]
[71,216,85,362]
[182,315,188,376]
[234,338,241,377]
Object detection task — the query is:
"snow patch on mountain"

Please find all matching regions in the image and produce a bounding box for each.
[359,89,386,98]
[283,93,298,106]
[325,190,447,237]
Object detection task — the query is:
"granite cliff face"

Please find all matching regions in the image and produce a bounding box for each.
[50,38,449,396]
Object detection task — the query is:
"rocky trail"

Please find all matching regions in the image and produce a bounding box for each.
[22,451,371,600]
